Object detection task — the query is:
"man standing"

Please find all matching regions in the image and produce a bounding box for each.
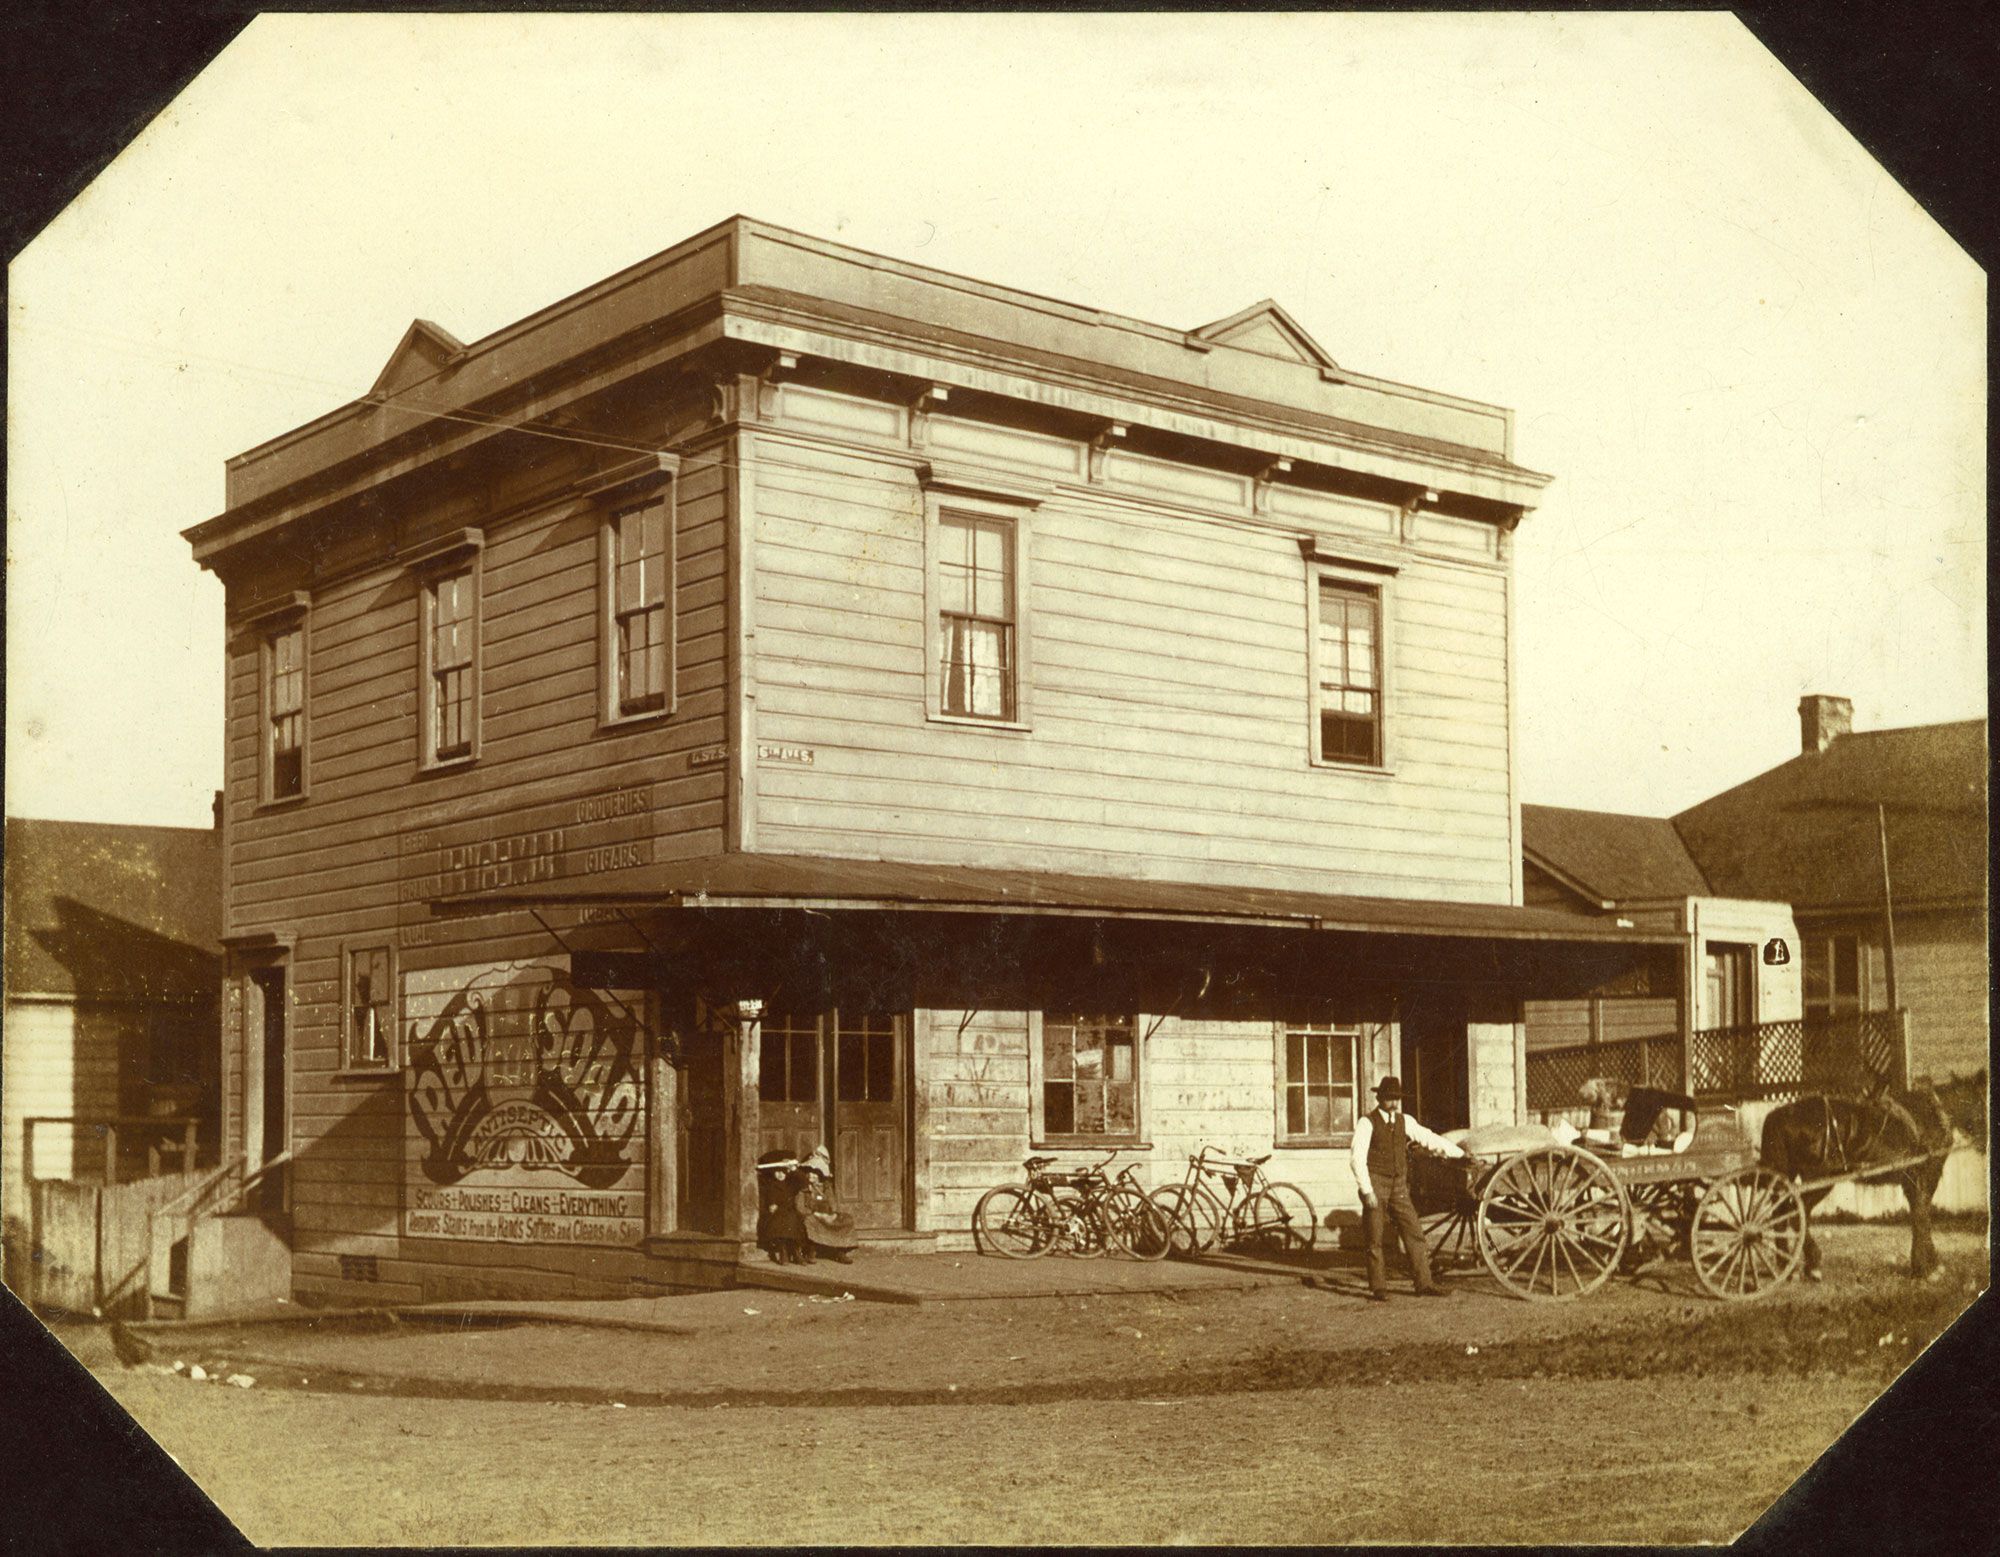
[1351,1075,1465,1301]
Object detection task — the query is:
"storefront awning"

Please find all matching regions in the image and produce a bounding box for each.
[432,852,1681,947]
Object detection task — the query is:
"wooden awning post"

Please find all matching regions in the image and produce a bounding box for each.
[725,999,764,1243]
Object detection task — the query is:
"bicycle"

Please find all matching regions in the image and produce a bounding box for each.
[972,1149,1171,1260]
[1098,1159,1174,1261]
[1152,1145,1317,1257]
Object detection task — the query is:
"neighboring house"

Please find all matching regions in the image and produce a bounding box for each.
[182,216,1676,1305]
[2,817,223,1273]
[1519,805,1801,1117]
[1675,699,1988,1090]
[1520,696,1987,1116]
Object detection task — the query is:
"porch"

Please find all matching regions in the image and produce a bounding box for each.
[1525,1009,1914,1118]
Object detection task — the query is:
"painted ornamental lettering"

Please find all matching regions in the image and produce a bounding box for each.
[401,960,646,1246]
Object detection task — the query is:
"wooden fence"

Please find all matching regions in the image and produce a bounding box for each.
[28,1168,209,1317]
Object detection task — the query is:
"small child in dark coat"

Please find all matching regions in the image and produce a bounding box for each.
[756,1150,808,1264]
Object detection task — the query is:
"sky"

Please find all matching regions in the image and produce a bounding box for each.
[6,12,1985,831]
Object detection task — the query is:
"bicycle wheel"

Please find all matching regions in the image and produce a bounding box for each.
[1052,1189,1108,1259]
[1102,1185,1174,1260]
[1152,1182,1223,1257]
[1235,1183,1318,1254]
[972,1184,1049,1259]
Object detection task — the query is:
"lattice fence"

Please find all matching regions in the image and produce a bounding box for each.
[1525,1033,1683,1113]
[1687,1012,1905,1103]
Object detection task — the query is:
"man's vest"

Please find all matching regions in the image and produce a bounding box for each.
[1366,1107,1410,1184]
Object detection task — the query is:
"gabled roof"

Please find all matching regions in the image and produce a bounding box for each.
[3,818,222,1000]
[1191,299,1341,375]
[1671,719,1988,912]
[1521,804,1712,904]
[369,318,467,398]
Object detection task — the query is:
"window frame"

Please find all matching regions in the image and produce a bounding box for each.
[921,471,1041,732]
[1306,560,1396,772]
[254,600,312,808]
[1029,1011,1143,1147]
[596,468,680,731]
[404,529,485,773]
[1273,1020,1364,1148]
[249,596,312,808]
[1801,931,1887,1023]
[339,941,398,1075]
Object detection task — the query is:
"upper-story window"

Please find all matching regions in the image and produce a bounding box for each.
[423,568,478,765]
[265,623,305,801]
[609,496,671,718]
[1313,576,1384,767]
[937,512,1017,721]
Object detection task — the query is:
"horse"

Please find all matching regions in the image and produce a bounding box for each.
[1758,1086,1961,1280]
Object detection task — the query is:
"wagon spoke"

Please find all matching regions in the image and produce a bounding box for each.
[1553,1231,1586,1295]
[1499,1230,1546,1276]
[1526,1234,1553,1294]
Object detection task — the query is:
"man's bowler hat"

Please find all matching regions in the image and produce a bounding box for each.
[1374,1076,1404,1101]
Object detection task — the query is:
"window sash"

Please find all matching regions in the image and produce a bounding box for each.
[428,571,475,761]
[346,947,394,1069]
[1802,934,1887,1021]
[937,513,1017,720]
[1316,580,1382,766]
[1279,1023,1360,1143]
[267,627,305,799]
[1040,1014,1138,1139]
[613,501,670,714]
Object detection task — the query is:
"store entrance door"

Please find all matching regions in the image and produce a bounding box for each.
[755,1010,908,1230]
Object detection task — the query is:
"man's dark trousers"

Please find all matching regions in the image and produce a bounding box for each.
[1365,1176,1436,1296]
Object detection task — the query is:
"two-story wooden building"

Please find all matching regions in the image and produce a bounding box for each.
[185,218,1677,1305]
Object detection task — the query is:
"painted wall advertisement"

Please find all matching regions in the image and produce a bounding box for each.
[402,959,647,1246]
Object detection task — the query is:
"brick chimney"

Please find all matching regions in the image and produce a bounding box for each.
[1798,694,1853,754]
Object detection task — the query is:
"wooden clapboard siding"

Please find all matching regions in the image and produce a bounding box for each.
[1867,907,1988,1083]
[1142,1016,1373,1216]
[219,431,728,1300]
[3,1001,82,1227]
[919,1008,1032,1243]
[746,427,1517,901]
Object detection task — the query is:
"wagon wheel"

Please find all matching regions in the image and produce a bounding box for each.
[1421,1203,1477,1272]
[1475,1146,1629,1301]
[1420,1162,1484,1272]
[1690,1168,1807,1300]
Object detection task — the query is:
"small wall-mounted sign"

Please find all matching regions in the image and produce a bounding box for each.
[1762,938,1791,967]
[757,743,816,766]
[687,745,729,769]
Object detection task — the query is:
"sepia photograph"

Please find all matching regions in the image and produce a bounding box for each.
[3,11,1990,1548]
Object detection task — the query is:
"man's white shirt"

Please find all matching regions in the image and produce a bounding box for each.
[1351,1109,1465,1201]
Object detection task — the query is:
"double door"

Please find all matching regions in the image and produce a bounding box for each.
[757,1011,907,1231]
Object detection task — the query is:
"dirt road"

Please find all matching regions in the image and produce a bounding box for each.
[88,1367,1880,1546]
[47,1223,1991,1546]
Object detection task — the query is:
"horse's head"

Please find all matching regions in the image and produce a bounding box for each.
[1906,1081,1976,1152]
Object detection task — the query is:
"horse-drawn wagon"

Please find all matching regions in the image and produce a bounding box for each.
[1412,1084,1948,1302]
